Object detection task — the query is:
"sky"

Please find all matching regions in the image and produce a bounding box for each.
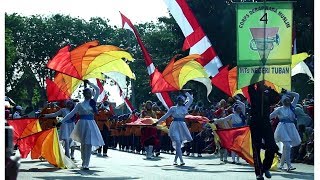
[3,0,170,27]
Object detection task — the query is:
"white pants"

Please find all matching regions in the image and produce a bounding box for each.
[81,144,92,168]
[220,148,228,161]
[174,141,184,163]
[231,151,240,163]
[280,141,292,168]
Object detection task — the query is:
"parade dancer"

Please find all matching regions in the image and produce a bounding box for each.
[42,100,76,159]
[270,90,301,171]
[57,80,104,170]
[214,99,247,164]
[154,91,193,166]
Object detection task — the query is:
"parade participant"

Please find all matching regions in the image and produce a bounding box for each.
[42,100,76,159]
[95,104,113,157]
[39,102,60,130]
[140,101,158,159]
[12,105,23,119]
[154,91,193,166]
[213,99,232,163]
[214,99,246,164]
[270,90,301,171]
[57,80,104,170]
[248,81,280,180]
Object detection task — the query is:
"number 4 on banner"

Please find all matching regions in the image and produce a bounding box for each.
[260,13,268,24]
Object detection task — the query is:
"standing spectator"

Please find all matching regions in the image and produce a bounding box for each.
[12,106,23,119]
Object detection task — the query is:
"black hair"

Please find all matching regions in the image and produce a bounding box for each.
[89,99,98,114]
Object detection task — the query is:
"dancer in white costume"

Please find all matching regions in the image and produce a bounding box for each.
[154,91,193,166]
[270,90,301,171]
[43,100,76,159]
[214,99,247,164]
[58,80,104,170]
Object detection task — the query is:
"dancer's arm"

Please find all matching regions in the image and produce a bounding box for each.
[87,81,100,102]
[269,107,280,120]
[236,100,246,115]
[156,107,174,124]
[214,114,233,124]
[288,91,300,108]
[43,109,63,118]
[60,104,80,124]
[184,92,193,109]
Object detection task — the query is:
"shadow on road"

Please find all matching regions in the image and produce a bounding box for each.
[19,167,60,172]
[33,176,140,180]
[272,170,314,180]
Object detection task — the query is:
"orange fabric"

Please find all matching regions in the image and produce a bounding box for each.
[18,129,52,159]
[216,126,253,165]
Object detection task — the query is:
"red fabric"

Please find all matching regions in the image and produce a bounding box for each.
[130,114,139,123]
[126,118,157,126]
[211,65,232,96]
[7,118,40,145]
[185,115,209,124]
[151,69,178,93]
[17,129,52,158]
[46,78,70,102]
[213,108,224,118]
[306,106,314,120]
[140,127,159,146]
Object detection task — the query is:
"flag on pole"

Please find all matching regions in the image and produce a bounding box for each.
[163,0,223,77]
[120,12,173,109]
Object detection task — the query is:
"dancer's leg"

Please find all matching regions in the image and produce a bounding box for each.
[64,139,70,158]
[175,141,183,163]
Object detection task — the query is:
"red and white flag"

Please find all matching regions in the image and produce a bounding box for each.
[120,12,173,110]
[114,79,135,113]
[163,0,223,77]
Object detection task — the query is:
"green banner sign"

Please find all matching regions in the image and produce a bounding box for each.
[237,2,293,90]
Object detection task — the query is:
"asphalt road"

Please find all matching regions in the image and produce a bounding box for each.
[17,148,314,180]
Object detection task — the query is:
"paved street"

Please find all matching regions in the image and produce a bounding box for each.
[17,149,314,180]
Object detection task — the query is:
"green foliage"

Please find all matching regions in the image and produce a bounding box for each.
[5,0,314,108]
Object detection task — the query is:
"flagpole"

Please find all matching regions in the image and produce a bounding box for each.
[261,0,267,123]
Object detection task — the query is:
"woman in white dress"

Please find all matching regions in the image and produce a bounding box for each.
[58,80,104,170]
[154,91,193,166]
[270,90,301,171]
[214,99,247,164]
[43,100,76,159]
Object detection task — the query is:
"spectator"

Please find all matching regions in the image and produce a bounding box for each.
[12,106,23,119]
